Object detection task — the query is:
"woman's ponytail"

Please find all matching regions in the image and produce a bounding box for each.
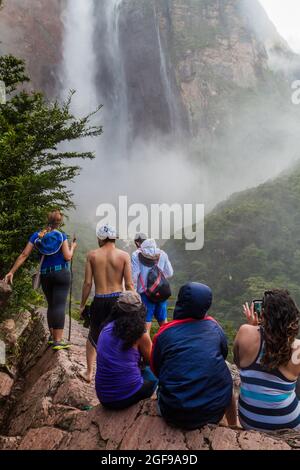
[38,210,63,238]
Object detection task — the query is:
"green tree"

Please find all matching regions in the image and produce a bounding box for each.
[0,55,102,317]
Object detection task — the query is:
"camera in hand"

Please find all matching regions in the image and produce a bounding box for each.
[253,299,263,318]
[81,305,91,329]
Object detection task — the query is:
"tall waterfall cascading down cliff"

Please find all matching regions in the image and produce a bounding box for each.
[153,3,180,135]
[57,0,300,221]
[60,0,202,217]
[61,0,97,117]
[101,0,129,156]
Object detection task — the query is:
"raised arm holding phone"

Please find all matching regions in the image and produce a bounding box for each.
[234,290,300,432]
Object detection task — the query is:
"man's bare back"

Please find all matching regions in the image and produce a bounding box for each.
[79,227,134,384]
[87,243,134,294]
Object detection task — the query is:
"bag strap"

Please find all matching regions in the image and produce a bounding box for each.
[32,255,45,290]
[139,272,147,293]
[39,255,45,270]
[149,270,162,293]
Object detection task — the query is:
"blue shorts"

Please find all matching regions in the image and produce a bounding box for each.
[140,293,168,323]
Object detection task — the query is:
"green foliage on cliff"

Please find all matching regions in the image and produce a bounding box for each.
[166,163,300,327]
[0,54,102,318]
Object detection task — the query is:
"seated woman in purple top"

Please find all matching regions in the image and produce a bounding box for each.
[96,291,158,410]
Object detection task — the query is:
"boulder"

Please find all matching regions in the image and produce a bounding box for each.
[0,281,12,310]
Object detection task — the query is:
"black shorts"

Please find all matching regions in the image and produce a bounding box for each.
[158,401,227,430]
[88,294,120,348]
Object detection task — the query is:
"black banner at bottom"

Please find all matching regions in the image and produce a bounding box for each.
[0,450,299,465]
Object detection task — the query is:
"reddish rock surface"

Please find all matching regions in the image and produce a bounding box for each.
[0,372,13,398]
[0,311,299,451]
[0,0,64,97]
[19,427,67,450]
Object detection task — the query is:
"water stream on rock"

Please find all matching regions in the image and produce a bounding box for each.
[61,0,97,116]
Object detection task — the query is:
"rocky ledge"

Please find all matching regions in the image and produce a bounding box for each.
[0,311,299,451]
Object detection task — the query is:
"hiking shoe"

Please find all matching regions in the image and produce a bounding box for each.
[48,336,54,346]
[52,340,71,351]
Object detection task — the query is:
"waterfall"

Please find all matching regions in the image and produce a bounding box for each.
[60,0,97,116]
[59,0,196,216]
[153,3,179,134]
[97,0,129,157]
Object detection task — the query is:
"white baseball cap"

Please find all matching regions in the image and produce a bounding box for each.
[96,224,117,240]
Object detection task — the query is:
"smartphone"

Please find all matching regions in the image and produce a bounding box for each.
[253,299,263,318]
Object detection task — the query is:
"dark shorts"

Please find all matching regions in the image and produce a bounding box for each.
[158,403,226,430]
[158,389,231,430]
[88,293,121,348]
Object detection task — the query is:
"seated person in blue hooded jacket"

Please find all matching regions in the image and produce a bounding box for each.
[150,282,236,429]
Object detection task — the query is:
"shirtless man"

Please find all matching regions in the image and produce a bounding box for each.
[79,224,134,382]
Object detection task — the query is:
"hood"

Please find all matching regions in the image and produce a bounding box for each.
[173,282,213,320]
[140,239,160,260]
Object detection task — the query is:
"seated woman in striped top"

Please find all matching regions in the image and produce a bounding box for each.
[234,290,300,432]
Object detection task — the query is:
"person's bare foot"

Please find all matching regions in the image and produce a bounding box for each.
[78,370,92,383]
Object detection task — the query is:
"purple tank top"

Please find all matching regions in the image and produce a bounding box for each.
[95,322,143,403]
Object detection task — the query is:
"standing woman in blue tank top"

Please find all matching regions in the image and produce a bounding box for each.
[234,290,300,432]
[4,211,77,350]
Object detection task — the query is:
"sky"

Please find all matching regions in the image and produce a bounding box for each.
[259,0,300,53]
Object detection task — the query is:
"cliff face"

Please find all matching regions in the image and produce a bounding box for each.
[114,0,293,139]
[0,310,299,451]
[1,0,294,136]
[0,0,64,96]
[156,0,269,136]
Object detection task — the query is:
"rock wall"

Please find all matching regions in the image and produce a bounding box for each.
[0,0,64,96]
[0,311,299,451]
[0,0,294,137]
[115,0,290,139]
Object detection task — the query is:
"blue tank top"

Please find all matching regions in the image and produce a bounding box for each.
[95,322,143,403]
[29,231,68,269]
[239,329,300,432]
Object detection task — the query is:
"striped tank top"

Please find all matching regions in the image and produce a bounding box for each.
[239,328,300,432]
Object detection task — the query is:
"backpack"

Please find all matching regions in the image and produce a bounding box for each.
[139,254,171,304]
[34,229,64,255]
[32,230,64,290]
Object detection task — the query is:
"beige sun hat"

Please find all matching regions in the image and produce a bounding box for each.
[117,291,143,312]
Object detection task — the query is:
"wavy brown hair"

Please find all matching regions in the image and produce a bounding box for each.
[103,303,147,350]
[260,290,300,370]
[38,210,63,238]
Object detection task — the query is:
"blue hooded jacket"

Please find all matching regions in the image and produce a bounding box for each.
[151,282,233,429]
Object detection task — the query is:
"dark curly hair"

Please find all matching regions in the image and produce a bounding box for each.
[103,303,147,350]
[260,289,300,371]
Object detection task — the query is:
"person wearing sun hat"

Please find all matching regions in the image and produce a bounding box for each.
[79,224,134,383]
[95,291,158,409]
